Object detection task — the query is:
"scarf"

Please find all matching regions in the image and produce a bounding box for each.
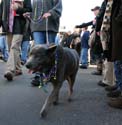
[8,0,23,32]
[101,0,113,32]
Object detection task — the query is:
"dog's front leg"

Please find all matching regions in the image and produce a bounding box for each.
[40,83,62,118]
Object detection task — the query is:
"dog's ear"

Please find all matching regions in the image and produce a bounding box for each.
[46,44,57,55]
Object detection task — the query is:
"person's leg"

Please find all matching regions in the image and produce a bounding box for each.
[103,60,115,86]
[33,32,45,45]
[31,32,46,86]
[107,60,122,97]
[21,40,29,64]
[4,34,23,81]
[98,59,115,87]
[48,31,57,44]
[91,54,103,75]
[3,35,9,61]
[6,32,13,51]
[80,48,88,65]
[0,36,5,59]
[31,31,57,86]
[108,60,122,108]
[80,48,88,68]
[114,60,122,90]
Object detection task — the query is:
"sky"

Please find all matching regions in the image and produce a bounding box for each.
[60,0,103,31]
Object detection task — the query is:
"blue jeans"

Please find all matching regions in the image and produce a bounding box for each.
[80,48,88,66]
[0,35,9,61]
[114,60,122,90]
[21,40,29,63]
[33,31,57,45]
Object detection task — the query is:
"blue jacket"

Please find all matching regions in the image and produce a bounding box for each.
[81,31,90,49]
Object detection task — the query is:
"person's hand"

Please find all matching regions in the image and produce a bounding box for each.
[23,12,31,18]
[75,25,79,28]
[42,12,51,19]
[96,32,100,36]
[92,19,96,25]
[11,2,23,10]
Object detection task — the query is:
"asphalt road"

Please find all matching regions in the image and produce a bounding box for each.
[0,61,122,125]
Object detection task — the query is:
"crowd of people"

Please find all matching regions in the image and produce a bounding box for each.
[0,0,122,109]
[76,0,122,109]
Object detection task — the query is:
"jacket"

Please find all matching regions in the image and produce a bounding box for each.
[30,0,62,33]
[0,0,32,34]
[109,0,122,61]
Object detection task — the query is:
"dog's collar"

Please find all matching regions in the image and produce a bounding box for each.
[39,51,58,91]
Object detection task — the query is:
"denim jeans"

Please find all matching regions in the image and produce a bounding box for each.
[80,48,88,66]
[21,40,29,63]
[0,35,9,61]
[114,60,122,90]
[33,31,57,45]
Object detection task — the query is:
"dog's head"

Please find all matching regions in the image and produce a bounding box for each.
[25,44,57,73]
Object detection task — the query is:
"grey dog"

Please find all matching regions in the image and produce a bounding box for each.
[25,44,79,118]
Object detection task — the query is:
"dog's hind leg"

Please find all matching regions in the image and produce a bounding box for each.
[67,75,76,102]
[40,83,62,118]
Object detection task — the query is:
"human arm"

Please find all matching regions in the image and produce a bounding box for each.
[15,0,32,15]
[43,0,62,19]
[75,21,93,28]
[95,0,107,32]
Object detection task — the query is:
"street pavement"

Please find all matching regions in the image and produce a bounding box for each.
[0,61,122,125]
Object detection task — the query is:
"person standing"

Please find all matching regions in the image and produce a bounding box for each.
[80,26,90,69]
[107,0,122,108]
[0,0,32,81]
[30,0,62,86]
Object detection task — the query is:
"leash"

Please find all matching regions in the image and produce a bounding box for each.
[46,18,49,45]
[24,12,49,45]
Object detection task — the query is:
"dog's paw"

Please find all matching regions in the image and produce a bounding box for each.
[40,110,47,118]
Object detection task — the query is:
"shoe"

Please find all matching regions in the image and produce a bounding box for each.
[21,61,26,65]
[107,90,121,98]
[15,70,23,76]
[97,80,109,87]
[90,61,96,65]
[80,65,87,69]
[31,76,40,86]
[91,71,102,75]
[105,85,118,92]
[4,71,13,81]
[108,96,122,109]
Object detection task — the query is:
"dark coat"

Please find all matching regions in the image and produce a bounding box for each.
[0,0,32,34]
[95,0,107,32]
[109,0,122,61]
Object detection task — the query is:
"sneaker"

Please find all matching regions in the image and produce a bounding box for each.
[108,96,122,109]
[107,90,121,98]
[4,71,13,81]
[31,76,40,86]
[105,85,118,92]
[97,80,109,87]
[80,65,88,69]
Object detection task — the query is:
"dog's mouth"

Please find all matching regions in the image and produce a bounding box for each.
[28,65,43,74]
